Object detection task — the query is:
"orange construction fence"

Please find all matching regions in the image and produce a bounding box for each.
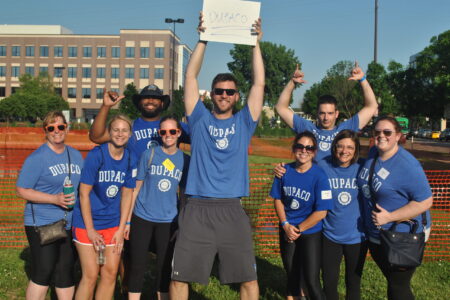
[0,151,449,259]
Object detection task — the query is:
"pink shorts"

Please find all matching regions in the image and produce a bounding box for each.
[72,226,119,246]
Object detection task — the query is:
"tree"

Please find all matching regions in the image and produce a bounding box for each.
[228,42,301,107]
[366,61,399,115]
[0,73,68,122]
[118,83,140,120]
[166,87,185,120]
[302,60,361,119]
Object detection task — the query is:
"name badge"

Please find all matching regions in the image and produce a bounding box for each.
[162,159,175,172]
[377,167,390,180]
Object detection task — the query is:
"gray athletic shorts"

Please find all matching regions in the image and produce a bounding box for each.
[171,197,257,285]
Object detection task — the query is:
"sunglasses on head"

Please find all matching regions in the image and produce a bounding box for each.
[294,143,316,152]
[212,88,237,96]
[45,124,67,132]
[374,129,394,137]
[158,128,180,136]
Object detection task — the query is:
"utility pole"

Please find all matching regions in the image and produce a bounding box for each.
[374,0,378,63]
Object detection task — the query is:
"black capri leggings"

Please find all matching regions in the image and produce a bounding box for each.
[25,226,76,288]
[368,241,417,300]
[279,229,325,300]
[321,235,368,300]
[127,214,177,293]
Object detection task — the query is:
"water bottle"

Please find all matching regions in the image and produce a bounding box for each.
[97,244,106,265]
[63,176,75,209]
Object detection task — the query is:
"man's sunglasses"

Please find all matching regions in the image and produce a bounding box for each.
[293,143,316,152]
[45,124,67,132]
[158,128,180,136]
[212,88,238,96]
[373,129,394,137]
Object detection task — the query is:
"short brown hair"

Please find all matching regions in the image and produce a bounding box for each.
[42,111,67,129]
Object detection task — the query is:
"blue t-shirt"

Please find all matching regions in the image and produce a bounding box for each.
[72,143,137,229]
[319,158,366,244]
[357,147,432,239]
[293,114,359,162]
[270,163,333,234]
[186,101,257,198]
[16,144,83,229]
[134,147,189,223]
[127,117,190,159]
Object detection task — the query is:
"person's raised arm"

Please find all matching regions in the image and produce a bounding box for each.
[184,13,208,116]
[247,18,265,121]
[275,64,306,128]
[348,62,378,129]
[89,89,124,144]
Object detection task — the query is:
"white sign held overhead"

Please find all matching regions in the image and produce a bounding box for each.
[200,0,261,46]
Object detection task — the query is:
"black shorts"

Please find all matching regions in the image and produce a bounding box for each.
[171,198,257,285]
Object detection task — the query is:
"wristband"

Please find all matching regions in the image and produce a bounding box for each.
[126,222,131,225]
[359,75,366,83]
[281,220,289,227]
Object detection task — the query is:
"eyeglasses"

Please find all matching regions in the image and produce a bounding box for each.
[374,129,394,137]
[158,128,180,136]
[293,143,316,152]
[212,88,237,96]
[45,124,67,132]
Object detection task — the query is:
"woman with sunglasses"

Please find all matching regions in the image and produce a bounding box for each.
[72,114,136,300]
[357,116,432,300]
[319,130,367,300]
[16,111,83,300]
[126,115,189,300]
[270,131,332,300]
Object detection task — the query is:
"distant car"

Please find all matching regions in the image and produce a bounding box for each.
[431,131,441,139]
[418,129,431,138]
[439,128,450,141]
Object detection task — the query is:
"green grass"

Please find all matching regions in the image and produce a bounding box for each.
[1,248,449,300]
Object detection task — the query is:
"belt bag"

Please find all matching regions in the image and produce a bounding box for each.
[379,220,425,268]
[35,219,68,245]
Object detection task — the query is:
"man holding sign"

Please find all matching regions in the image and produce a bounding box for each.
[169,11,264,300]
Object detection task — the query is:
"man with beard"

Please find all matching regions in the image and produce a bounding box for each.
[89,85,189,158]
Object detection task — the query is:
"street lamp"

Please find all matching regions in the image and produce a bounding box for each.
[165,18,184,99]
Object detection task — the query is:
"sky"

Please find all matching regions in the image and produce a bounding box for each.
[2,0,449,107]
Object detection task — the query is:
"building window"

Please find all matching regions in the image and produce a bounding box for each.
[111,88,120,94]
[82,67,91,78]
[0,87,5,97]
[68,88,76,98]
[112,47,120,58]
[11,87,18,94]
[39,66,48,75]
[140,68,149,79]
[126,47,135,58]
[25,67,35,76]
[97,47,106,58]
[12,66,20,77]
[140,47,149,58]
[96,67,106,78]
[12,46,21,57]
[155,47,164,58]
[111,68,120,79]
[82,88,91,99]
[154,68,164,79]
[54,67,63,78]
[54,46,63,57]
[26,46,35,57]
[0,66,5,77]
[68,67,77,78]
[125,68,134,79]
[96,88,103,99]
[68,47,78,57]
[40,46,49,57]
[83,47,92,58]
[0,46,6,56]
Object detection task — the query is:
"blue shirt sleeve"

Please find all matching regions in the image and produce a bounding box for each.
[270,176,282,200]
[187,100,208,129]
[16,153,43,189]
[314,170,333,211]
[338,114,360,131]
[124,151,137,189]
[80,147,102,186]
[293,114,315,133]
[137,149,150,181]
[179,153,190,189]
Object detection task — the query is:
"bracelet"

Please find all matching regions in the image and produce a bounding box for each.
[281,220,289,227]
[126,222,131,225]
[359,75,366,83]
